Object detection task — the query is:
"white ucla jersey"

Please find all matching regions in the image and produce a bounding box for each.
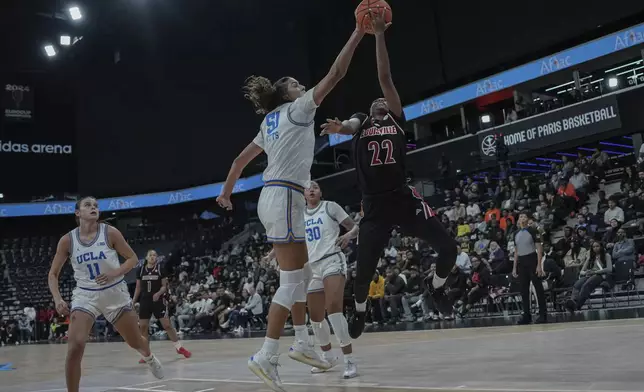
[252,88,318,187]
[69,223,123,290]
[304,201,350,263]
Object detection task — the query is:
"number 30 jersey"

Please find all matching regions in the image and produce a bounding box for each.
[351,111,407,196]
[69,223,123,290]
[304,201,349,263]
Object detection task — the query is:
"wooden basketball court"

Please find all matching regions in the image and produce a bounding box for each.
[2,319,644,392]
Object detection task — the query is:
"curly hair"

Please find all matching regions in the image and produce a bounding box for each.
[242,76,290,115]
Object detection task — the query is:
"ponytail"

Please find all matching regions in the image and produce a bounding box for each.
[242,75,290,115]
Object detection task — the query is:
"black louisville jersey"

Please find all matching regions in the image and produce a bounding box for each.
[137,263,165,298]
[351,111,407,195]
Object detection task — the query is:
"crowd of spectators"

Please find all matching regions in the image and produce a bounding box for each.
[2,149,643,344]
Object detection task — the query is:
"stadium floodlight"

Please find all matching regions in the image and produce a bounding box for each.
[480,114,491,124]
[68,6,82,20]
[608,77,618,88]
[60,35,71,46]
[44,45,57,57]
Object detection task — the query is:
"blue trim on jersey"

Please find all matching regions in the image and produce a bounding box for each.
[103,223,114,250]
[265,188,306,244]
[264,180,305,194]
[71,307,97,320]
[75,226,101,248]
[287,104,315,127]
[107,303,132,324]
[77,278,125,291]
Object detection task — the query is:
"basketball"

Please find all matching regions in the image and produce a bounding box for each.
[355,0,392,35]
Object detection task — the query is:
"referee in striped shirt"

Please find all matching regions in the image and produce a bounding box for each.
[512,212,548,325]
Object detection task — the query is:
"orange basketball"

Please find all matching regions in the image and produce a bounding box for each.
[355,0,392,35]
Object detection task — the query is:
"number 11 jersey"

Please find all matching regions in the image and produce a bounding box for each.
[351,111,407,196]
[69,223,123,290]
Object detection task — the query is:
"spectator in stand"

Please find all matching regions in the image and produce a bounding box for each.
[466,201,481,218]
[456,218,471,239]
[563,238,588,269]
[499,210,515,232]
[488,241,506,273]
[604,197,625,225]
[368,272,385,324]
[596,190,610,216]
[569,167,589,200]
[602,219,621,246]
[611,228,636,267]
[384,244,398,263]
[389,230,402,248]
[401,267,424,321]
[523,178,539,201]
[455,245,472,274]
[485,203,501,223]
[621,166,637,192]
[384,267,406,323]
[555,227,574,256]
[566,241,613,312]
[473,233,490,256]
[453,201,467,221]
[576,226,591,250]
[18,315,32,344]
[454,255,491,316]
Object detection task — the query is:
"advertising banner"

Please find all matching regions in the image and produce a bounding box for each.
[477,95,621,160]
[3,84,34,121]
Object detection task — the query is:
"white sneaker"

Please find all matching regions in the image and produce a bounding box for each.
[310,355,338,373]
[288,340,330,370]
[248,352,285,392]
[145,354,164,379]
[343,360,358,379]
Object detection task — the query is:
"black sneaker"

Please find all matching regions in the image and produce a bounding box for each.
[565,299,577,314]
[534,315,548,324]
[348,301,370,339]
[516,315,532,325]
[427,284,452,316]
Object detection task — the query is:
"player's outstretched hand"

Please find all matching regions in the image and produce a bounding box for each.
[320,117,343,136]
[370,8,392,35]
[95,270,120,285]
[55,299,70,316]
[217,195,233,210]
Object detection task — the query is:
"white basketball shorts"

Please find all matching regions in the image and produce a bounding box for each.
[258,180,306,244]
[71,279,132,323]
[308,252,347,293]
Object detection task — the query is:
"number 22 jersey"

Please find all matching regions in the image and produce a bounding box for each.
[351,111,407,196]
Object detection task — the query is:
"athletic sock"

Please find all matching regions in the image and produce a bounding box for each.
[355,301,367,312]
[173,341,182,350]
[344,353,354,364]
[143,354,154,362]
[294,325,308,342]
[432,274,447,289]
[261,337,279,356]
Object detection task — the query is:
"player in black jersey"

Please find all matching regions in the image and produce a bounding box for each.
[320,10,457,338]
[133,250,192,361]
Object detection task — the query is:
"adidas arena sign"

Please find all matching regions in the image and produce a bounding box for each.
[0,140,72,155]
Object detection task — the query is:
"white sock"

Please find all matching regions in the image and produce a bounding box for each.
[322,349,335,360]
[355,301,367,312]
[432,274,447,289]
[344,353,354,363]
[294,325,308,342]
[143,353,154,361]
[261,337,279,356]
[173,341,182,350]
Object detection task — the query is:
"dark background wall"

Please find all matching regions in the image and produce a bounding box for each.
[2,0,643,199]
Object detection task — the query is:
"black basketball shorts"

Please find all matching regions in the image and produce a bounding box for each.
[139,297,167,320]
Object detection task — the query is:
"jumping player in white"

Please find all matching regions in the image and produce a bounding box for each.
[217,24,365,392]
[304,181,359,378]
[48,197,164,392]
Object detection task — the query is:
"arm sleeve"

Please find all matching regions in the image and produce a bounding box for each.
[287,88,318,126]
[327,201,350,224]
[252,128,265,149]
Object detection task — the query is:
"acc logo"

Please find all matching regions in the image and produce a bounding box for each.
[168,192,192,204]
[476,79,503,96]
[420,99,444,115]
[481,134,497,157]
[5,84,30,92]
[106,199,135,210]
[615,29,644,50]
[540,55,572,75]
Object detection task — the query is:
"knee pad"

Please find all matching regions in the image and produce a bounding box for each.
[272,269,305,310]
[311,318,331,347]
[297,263,312,303]
[328,312,351,347]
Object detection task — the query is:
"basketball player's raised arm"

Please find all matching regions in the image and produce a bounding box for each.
[48,235,71,314]
[98,226,139,285]
[217,142,264,210]
[373,10,402,117]
[312,27,365,106]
